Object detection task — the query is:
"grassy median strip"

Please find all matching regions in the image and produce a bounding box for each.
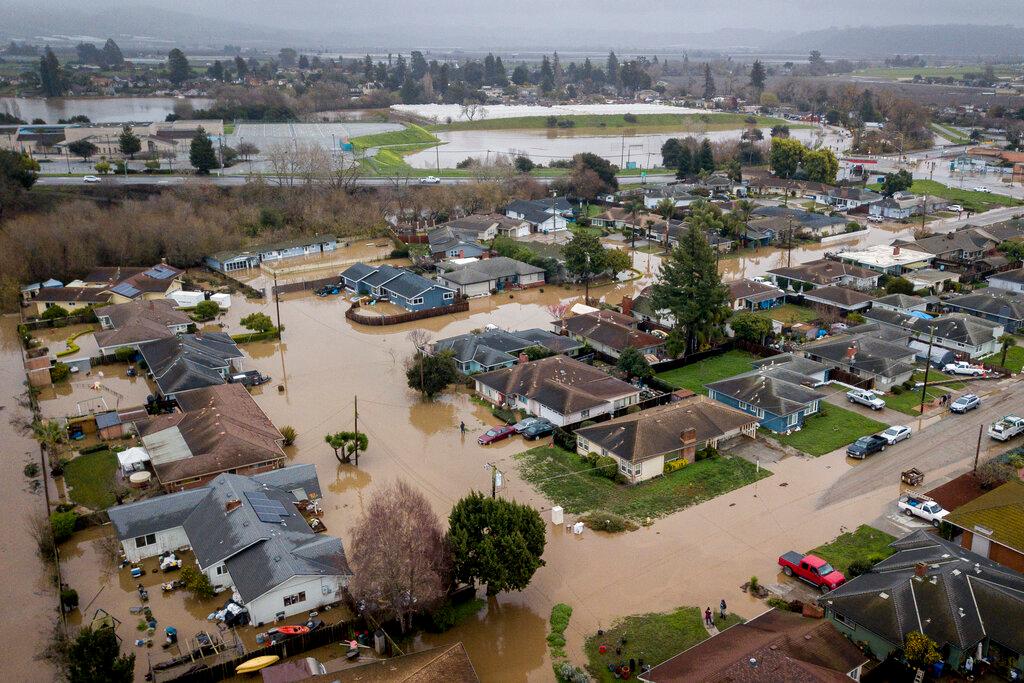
[771,404,887,456]
[810,525,896,575]
[655,350,757,395]
[515,445,770,521]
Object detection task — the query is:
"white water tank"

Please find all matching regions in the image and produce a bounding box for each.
[551,506,563,525]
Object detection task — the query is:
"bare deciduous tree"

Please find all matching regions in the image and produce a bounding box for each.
[347,480,449,633]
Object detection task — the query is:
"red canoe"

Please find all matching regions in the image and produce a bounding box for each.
[274,625,310,636]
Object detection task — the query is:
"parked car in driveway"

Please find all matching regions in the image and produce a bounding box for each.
[478,425,516,445]
[880,425,912,445]
[943,361,985,377]
[521,419,555,440]
[846,434,888,459]
[847,388,885,410]
[948,204,963,213]
[513,417,541,433]
[898,495,948,527]
[950,393,980,414]
[778,551,846,593]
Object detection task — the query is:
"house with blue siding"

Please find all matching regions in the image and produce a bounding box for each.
[205,236,338,273]
[706,367,826,433]
[341,263,456,312]
[944,289,1024,333]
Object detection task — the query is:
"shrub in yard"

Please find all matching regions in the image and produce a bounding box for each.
[847,558,875,577]
[192,300,220,321]
[23,462,39,477]
[695,446,719,461]
[50,362,71,383]
[595,456,618,479]
[390,247,410,258]
[664,458,688,473]
[902,380,914,390]
[553,428,577,452]
[280,425,296,446]
[891,385,904,395]
[977,461,1016,489]
[60,588,79,612]
[765,596,791,611]
[749,575,759,590]
[580,511,638,533]
[41,305,70,320]
[114,347,135,362]
[50,511,78,543]
[180,564,215,599]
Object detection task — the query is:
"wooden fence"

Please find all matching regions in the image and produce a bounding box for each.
[271,276,343,297]
[345,299,469,326]
[20,311,98,330]
[160,619,358,683]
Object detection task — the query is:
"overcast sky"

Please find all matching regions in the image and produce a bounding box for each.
[7,0,1022,52]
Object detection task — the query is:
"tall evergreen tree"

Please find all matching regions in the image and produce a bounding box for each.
[493,56,508,86]
[651,215,730,356]
[207,60,224,81]
[606,51,619,90]
[749,59,766,93]
[234,55,248,80]
[540,56,555,92]
[702,63,716,100]
[166,48,191,84]
[410,50,428,80]
[39,47,66,97]
[699,139,715,173]
[118,125,141,159]
[101,39,125,68]
[675,145,693,179]
[189,127,219,174]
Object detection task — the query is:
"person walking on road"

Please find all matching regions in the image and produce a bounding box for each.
[460,421,466,434]
[720,599,727,619]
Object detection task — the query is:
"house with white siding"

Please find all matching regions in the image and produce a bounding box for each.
[107,464,351,626]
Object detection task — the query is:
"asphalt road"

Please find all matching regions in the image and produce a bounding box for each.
[818,375,1024,506]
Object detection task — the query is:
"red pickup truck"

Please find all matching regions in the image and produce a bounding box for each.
[778,551,846,593]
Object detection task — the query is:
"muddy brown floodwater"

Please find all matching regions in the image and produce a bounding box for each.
[0,225,949,681]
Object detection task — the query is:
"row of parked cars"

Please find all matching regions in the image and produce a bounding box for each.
[477,416,556,445]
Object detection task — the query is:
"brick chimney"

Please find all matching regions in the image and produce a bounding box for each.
[915,562,928,578]
[893,245,901,256]
[680,427,697,452]
[620,296,634,316]
[846,344,857,362]
[225,499,242,513]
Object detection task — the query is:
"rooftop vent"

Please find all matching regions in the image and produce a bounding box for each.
[879,592,889,600]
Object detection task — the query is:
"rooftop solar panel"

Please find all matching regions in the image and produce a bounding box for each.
[143,265,178,280]
[244,490,291,523]
[111,283,141,297]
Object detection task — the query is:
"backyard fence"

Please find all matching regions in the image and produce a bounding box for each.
[271,276,343,297]
[345,299,469,326]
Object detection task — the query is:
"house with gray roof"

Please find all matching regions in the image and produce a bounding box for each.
[821,530,1024,673]
[801,327,916,390]
[800,285,874,315]
[945,289,1024,332]
[429,328,582,374]
[425,225,488,261]
[989,268,1024,294]
[341,263,457,312]
[706,366,827,433]
[863,308,1003,359]
[139,332,244,399]
[107,464,351,626]
[562,310,665,360]
[205,236,338,273]
[768,259,880,292]
[436,256,545,297]
[505,199,570,233]
[870,292,929,314]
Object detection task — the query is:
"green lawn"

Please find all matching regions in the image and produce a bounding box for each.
[63,448,119,510]
[930,123,971,145]
[771,404,887,456]
[868,179,1023,214]
[853,65,1017,80]
[349,123,439,152]
[810,525,896,575]
[985,346,1024,373]
[751,303,820,325]
[885,385,950,415]
[433,112,799,133]
[515,445,771,521]
[655,350,757,395]
[585,607,742,681]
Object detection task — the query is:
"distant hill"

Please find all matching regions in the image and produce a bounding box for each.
[776,24,1024,58]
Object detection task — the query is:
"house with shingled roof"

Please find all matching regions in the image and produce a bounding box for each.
[820,530,1024,673]
[562,310,665,360]
[473,355,640,427]
[706,365,827,433]
[107,464,351,626]
[138,332,244,399]
[94,299,192,356]
[575,395,758,483]
[946,480,1024,574]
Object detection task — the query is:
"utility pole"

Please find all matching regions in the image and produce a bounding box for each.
[973,424,983,474]
[272,273,282,337]
[918,325,936,415]
[486,462,500,498]
[353,396,359,466]
[786,218,794,268]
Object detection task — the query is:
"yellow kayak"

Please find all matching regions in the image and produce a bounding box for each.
[235,655,280,674]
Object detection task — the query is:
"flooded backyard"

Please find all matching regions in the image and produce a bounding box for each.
[0,96,214,124]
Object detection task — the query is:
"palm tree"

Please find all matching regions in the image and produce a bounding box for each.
[654,197,675,249]
[999,333,1017,367]
[626,197,645,253]
[32,419,66,473]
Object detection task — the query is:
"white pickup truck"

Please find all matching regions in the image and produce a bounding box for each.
[898,495,948,527]
[989,415,1024,441]
[942,361,986,377]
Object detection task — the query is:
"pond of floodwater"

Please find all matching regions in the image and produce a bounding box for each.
[392,102,706,122]
[405,127,822,169]
[0,97,213,124]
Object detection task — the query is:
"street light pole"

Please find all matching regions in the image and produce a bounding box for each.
[918,325,936,415]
